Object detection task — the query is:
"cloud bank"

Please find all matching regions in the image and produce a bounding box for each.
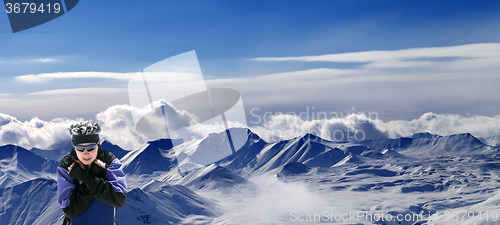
[1,44,499,148]
[251,112,500,143]
[0,104,499,151]
[0,101,231,150]
[206,43,500,122]
[3,44,499,122]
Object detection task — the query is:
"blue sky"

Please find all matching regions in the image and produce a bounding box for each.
[1,0,500,122]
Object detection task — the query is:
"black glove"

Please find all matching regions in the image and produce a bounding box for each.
[69,163,96,186]
[89,161,106,179]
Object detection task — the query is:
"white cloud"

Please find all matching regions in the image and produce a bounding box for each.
[0,102,218,150]
[363,59,438,69]
[94,104,148,150]
[0,113,77,149]
[1,103,499,151]
[0,94,129,122]
[28,88,127,96]
[250,113,388,143]
[5,44,500,122]
[1,44,499,148]
[206,43,500,122]
[380,112,500,139]
[96,100,202,149]
[251,43,500,75]
[15,71,136,83]
[252,43,500,63]
[249,112,500,143]
[0,57,61,64]
[32,58,59,63]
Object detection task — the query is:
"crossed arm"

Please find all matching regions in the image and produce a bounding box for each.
[57,158,128,219]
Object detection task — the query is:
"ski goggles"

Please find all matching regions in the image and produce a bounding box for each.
[73,143,98,152]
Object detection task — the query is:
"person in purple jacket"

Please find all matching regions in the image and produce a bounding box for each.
[57,120,127,225]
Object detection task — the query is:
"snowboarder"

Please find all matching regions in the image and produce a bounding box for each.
[57,120,127,225]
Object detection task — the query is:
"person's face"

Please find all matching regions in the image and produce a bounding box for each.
[74,143,98,165]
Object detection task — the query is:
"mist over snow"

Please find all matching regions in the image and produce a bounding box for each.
[208,174,335,224]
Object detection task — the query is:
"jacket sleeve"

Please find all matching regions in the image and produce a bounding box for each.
[57,167,94,219]
[87,158,128,209]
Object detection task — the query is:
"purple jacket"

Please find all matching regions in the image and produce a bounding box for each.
[57,148,127,224]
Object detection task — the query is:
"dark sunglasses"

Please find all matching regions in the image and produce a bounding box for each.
[73,143,98,152]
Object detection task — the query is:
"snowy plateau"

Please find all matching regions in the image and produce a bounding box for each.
[1,128,500,224]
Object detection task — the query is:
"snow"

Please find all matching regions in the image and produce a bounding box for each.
[0,145,57,188]
[479,134,500,147]
[177,164,248,190]
[0,178,63,225]
[117,185,220,225]
[121,139,178,174]
[29,139,74,161]
[0,178,220,225]
[100,140,130,159]
[175,127,250,173]
[277,162,310,176]
[1,128,500,224]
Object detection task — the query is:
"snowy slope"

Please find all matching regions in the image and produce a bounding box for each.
[29,139,73,161]
[0,178,64,225]
[0,177,221,225]
[410,132,442,139]
[211,128,269,174]
[177,164,248,190]
[478,134,500,147]
[276,162,310,176]
[359,133,491,157]
[30,139,130,162]
[100,140,129,159]
[3,130,500,225]
[217,131,400,176]
[0,145,58,188]
[217,132,336,174]
[116,184,220,225]
[29,147,67,162]
[121,139,178,174]
[175,127,250,172]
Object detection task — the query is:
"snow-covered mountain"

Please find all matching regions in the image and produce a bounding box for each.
[0,145,58,188]
[174,127,249,172]
[3,130,491,180]
[120,128,250,175]
[359,133,492,157]
[0,177,221,225]
[215,130,403,176]
[276,162,310,176]
[0,178,64,225]
[121,139,178,174]
[177,164,248,190]
[409,132,442,139]
[29,139,73,161]
[2,129,500,225]
[117,185,220,225]
[100,140,129,159]
[29,139,130,162]
[478,134,500,147]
